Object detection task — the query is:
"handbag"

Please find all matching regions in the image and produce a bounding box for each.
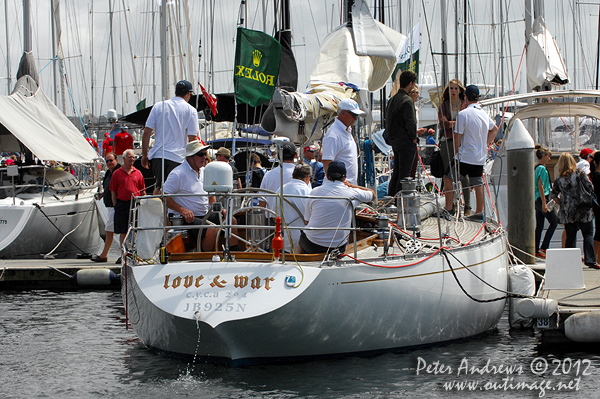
[577,172,598,210]
[429,150,444,178]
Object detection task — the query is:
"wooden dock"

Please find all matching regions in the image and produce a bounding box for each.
[0,259,121,290]
[538,267,600,344]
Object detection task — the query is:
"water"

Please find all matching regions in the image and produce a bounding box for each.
[1,290,599,398]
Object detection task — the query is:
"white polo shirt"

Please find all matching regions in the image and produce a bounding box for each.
[260,163,295,215]
[322,118,359,185]
[276,179,312,252]
[146,96,199,163]
[163,161,209,217]
[454,103,496,166]
[304,181,373,247]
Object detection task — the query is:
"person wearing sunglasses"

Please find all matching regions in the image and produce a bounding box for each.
[91,152,121,263]
[163,141,239,252]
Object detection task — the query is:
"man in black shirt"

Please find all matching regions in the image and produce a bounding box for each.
[385,70,426,195]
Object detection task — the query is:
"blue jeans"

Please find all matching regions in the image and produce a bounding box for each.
[565,220,595,266]
[535,197,557,252]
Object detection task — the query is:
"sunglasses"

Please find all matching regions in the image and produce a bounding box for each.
[195,152,207,158]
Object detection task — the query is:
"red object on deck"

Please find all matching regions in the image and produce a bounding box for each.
[272,217,284,259]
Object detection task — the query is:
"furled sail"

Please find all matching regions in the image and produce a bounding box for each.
[309,0,406,92]
[0,79,98,164]
[527,16,569,90]
[260,0,406,142]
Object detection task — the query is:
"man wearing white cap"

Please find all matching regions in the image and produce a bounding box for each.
[321,98,366,185]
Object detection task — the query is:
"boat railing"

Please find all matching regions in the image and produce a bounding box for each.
[0,161,102,202]
[128,190,363,259]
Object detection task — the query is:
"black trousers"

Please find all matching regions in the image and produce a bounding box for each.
[388,141,416,196]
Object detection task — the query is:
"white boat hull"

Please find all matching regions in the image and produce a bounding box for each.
[0,192,103,259]
[123,234,508,364]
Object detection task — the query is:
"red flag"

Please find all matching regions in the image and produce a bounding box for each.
[199,83,218,116]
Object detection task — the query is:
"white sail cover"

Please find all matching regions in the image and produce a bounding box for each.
[0,83,98,163]
[527,16,569,90]
[309,0,406,91]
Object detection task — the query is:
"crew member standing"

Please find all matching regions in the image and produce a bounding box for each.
[385,70,426,196]
[443,85,498,216]
[110,149,146,262]
[114,126,134,161]
[141,80,199,194]
[322,99,365,185]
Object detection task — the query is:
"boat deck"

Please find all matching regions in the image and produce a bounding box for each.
[167,216,496,264]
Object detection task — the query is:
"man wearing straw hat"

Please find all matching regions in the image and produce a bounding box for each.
[163,141,239,252]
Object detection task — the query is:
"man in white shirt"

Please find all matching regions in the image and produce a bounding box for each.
[142,80,200,194]
[322,98,365,185]
[163,141,238,252]
[444,85,498,216]
[260,141,297,216]
[297,161,374,254]
[276,164,312,252]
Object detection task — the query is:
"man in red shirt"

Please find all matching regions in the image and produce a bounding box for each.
[114,127,134,158]
[86,136,99,154]
[101,133,114,157]
[110,149,146,258]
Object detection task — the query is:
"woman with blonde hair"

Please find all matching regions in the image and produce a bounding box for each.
[438,79,471,214]
[534,145,557,258]
[550,153,598,268]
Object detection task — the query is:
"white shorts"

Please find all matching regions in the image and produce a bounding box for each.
[105,207,115,233]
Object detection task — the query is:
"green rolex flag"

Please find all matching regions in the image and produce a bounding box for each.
[234,27,282,107]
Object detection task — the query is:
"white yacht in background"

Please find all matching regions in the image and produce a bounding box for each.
[0,53,103,259]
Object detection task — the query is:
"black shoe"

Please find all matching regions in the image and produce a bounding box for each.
[90,254,108,263]
[586,263,600,269]
[115,257,122,264]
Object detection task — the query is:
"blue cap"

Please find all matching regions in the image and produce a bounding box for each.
[175,80,194,95]
[327,161,346,180]
[465,85,480,101]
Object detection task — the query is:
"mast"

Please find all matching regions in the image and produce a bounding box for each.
[573,0,577,89]
[184,0,194,85]
[109,0,118,110]
[492,1,498,97]
[463,0,467,84]
[90,2,94,118]
[524,0,532,94]
[5,0,11,94]
[23,0,31,52]
[500,0,505,95]
[51,0,66,113]
[440,0,449,86]
[160,0,168,99]
[378,0,386,127]
[151,0,156,104]
[454,0,458,79]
